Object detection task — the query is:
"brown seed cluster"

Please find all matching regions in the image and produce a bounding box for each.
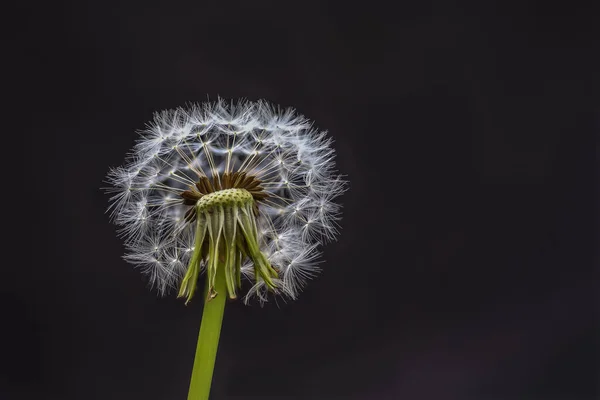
[180,171,268,222]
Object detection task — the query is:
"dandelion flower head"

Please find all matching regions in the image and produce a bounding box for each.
[105,99,346,304]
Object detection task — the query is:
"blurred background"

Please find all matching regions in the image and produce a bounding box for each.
[3,1,597,399]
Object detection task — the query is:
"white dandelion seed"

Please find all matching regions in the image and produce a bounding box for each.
[105,99,347,304]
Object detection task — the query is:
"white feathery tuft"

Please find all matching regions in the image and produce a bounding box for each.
[105,99,347,303]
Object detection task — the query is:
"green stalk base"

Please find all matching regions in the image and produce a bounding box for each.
[187,266,227,400]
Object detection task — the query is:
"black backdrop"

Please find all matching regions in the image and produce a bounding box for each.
[4,1,597,399]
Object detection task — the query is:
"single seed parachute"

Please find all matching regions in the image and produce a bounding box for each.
[105,99,346,304]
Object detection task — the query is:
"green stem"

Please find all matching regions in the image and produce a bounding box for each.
[187,263,227,400]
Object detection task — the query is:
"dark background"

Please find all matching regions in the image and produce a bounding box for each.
[4,1,597,399]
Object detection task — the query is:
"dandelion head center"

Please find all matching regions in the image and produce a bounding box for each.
[196,188,253,213]
[180,171,269,225]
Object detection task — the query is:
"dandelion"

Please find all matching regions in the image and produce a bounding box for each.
[105,99,346,399]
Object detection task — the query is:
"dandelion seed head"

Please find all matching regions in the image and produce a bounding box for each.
[105,99,346,303]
